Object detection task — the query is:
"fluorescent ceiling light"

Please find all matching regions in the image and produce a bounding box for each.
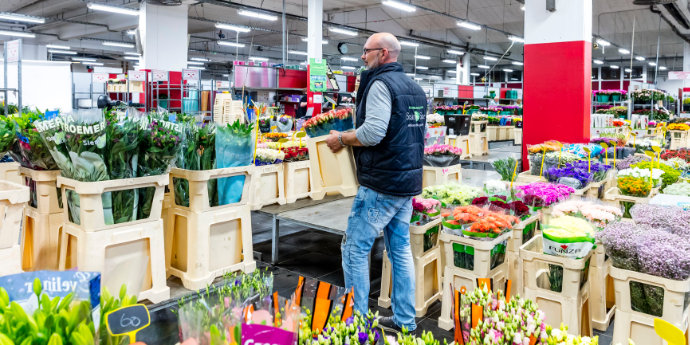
[503,68,514,72]
[301,37,328,44]
[414,77,422,81]
[625,68,632,72]
[188,66,205,70]
[470,72,480,76]
[508,36,524,43]
[48,49,76,55]
[72,57,96,62]
[448,70,456,74]
[341,66,355,70]
[215,23,251,33]
[87,3,139,16]
[341,57,358,62]
[618,48,630,54]
[520,5,525,11]
[442,59,455,64]
[478,65,490,69]
[102,41,135,48]
[635,56,645,61]
[484,56,498,61]
[447,49,464,55]
[187,61,204,65]
[648,62,656,66]
[238,9,277,21]
[405,73,414,77]
[0,12,45,24]
[382,0,416,12]
[249,57,269,61]
[512,61,523,66]
[125,52,140,56]
[223,74,229,77]
[430,76,442,80]
[289,50,308,56]
[218,41,246,48]
[416,66,428,70]
[400,41,419,47]
[610,65,619,69]
[595,38,611,47]
[415,55,430,60]
[593,59,603,65]
[82,61,103,66]
[126,30,136,36]
[190,57,210,62]
[659,66,667,71]
[0,30,35,38]
[457,21,481,31]
[46,44,70,50]
[124,56,139,60]
[329,27,357,36]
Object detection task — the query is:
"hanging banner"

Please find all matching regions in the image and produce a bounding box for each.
[668,71,690,80]
[6,40,20,63]
[129,70,146,82]
[151,70,168,82]
[182,69,199,81]
[309,58,328,92]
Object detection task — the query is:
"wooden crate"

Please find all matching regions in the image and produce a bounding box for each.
[0,245,21,276]
[0,162,22,185]
[166,204,256,290]
[284,160,313,203]
[422,165,462,188]
[470,120,488,134]
[248,164,286,210]
[469,133,488,156]
[590,245,616,331]
[169,166,252,213]
[59,219,170,303]
[446,135,472,159]
[19,167,62,214]
[513,128,522,145]
[307,135,358,200]
[378,247,442,317]
[520,236,593,337]
[21,208,64,271]
[611,266,690,345]
[437,231,511,330]
[57,174,168,232]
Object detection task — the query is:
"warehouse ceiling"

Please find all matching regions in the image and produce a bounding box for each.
[0,0,686,78]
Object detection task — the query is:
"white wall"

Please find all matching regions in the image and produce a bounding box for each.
[140,2,188,71]
[0,60,72,112]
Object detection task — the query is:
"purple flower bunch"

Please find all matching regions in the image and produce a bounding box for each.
[590,137,616,146]
[631,204,690,237]
[544,164,593,188]
[516,182,575,207]
[616,154,649,170]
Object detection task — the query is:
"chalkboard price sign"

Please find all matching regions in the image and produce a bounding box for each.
[105,304,151,344]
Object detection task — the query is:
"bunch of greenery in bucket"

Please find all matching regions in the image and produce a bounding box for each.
[174,116,217,207]
[597,210,690,317]
[0,116,15,157]
[490,157,518,181]
[422,183,482,208]
[10,110,59,170]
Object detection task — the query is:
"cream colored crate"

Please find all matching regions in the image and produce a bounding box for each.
[437,231,511,330]
[0,162,22,185]
[603,187,658,218]
[590,245,616,331]
[19,167,62,214]
[162,192,172,243]
[469,133,488,157]
[446,135,472,159]
[507,251,522,297]
[166,204,256,290]
[248,164,286,210]
[513,128,523,145]
[497,126,510,141]
[0,181,29,249]
[610,266,690,345]
[470,120,488,135]
[284,160,313,203]
[21,207,64,271]
[378,247,442,317]
[505,126,515,140]
[169,166,251,213]
[487,126,498,141]
[422,165,462,188]
[515,171,546,184]
[0,245,21,276]
[59,219,170,303]
[57,174,167,232]
[580,170,615,200]
[409,218,442,258]
[669,130,689,150]
[307,135,358,200]
[506,215,540,296]
[520,236,593,337]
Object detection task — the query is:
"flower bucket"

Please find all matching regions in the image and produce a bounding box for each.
[423,154,460,167]
[597,94,611,103]
[612,94,621,102]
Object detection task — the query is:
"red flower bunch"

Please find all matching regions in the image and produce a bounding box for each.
[283,146,309,162]
[661,149,690,163]
[612,120,624,127]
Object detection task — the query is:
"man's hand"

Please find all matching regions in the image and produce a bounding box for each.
[326,130,344,153]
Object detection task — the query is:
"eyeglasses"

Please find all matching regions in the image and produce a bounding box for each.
[362,47,384,54]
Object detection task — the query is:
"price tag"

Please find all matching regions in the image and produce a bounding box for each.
[600,142,609,164]
[295,131,306,147]
[583,147,592,172]
[539,147,547,178]
[105,304,150,344]
[277,138,288,151]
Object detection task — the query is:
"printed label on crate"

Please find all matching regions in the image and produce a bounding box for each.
[6,39,20,63]
[183,69,199,81]
[93,73,109,83]
[151,70,168,82]
[129,70,146,81]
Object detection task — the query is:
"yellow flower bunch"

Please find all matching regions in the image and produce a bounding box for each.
[668,123,690,131]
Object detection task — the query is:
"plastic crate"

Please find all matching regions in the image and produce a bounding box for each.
[513,128,522,145]
[0,181,29,249]
[0,244,21,276]
[410,218,442,258]
[378,246,442,317]
[603,187,658,218]
[21,208,64,271]
[422,165,462,189]
[610,267,690,345]
[446,135,472,159]
[515,171,547,184]
[590,245,616,331]
[19,167,62,214]
[469,133,488,157]
[248,164,286,210]
[169,166,252,213]
[520,236,593,337]
[487,126,498,141]
[669,130,689,150]
[506,215,540,296]
[284,160,313,204]
[307,135,358,200]
[0,162,22,185]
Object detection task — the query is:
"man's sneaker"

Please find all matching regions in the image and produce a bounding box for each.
[377,316,404,334]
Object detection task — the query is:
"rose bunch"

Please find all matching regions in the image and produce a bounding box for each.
[551,200,622,230]
[424,144,462,156]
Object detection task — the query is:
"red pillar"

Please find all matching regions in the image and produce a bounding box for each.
[522,1,592,170]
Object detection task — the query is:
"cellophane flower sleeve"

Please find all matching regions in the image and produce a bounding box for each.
[174,116,217,207]
[106,108,142,223]
[11,110,59,170]
[216,119,255,205]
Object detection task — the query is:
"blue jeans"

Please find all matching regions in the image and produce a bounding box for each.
[341,186,416,331]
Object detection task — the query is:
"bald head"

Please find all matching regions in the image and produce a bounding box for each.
[361,32,401,69]
[370,32,401,60]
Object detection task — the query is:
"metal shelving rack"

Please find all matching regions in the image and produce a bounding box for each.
[1,39,22,114]
[148,71,202,114]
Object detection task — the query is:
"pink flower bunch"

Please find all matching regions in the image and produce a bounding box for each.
[424,144,462,156]
[516,182,575,206]
[552,200,622,229]
[412,197,441,213]
[302,108,352,129]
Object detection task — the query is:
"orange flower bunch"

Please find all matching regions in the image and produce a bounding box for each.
[527,140,562,154]
[451,205,520,236]
[612,120,624,127]
[618,176,652,197]
[264,132,288,142]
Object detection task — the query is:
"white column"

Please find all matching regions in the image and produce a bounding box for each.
[307,0,323,62]
[139,2,189,71]
[642,65,648,84]
[461,53,470,85]
[684,42,690,72]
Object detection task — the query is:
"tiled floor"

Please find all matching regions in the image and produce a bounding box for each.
[143,140,613,344]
